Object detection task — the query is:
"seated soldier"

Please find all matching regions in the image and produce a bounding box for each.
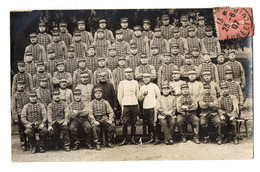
[89,87,116,150]
[21,91,48,154]
[176,83,200,144]
[156,84,177,145]
[198,83,222,145]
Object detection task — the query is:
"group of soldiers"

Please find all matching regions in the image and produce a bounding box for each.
[11,14,246,154]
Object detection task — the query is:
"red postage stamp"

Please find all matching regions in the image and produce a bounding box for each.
[213,7,254,40]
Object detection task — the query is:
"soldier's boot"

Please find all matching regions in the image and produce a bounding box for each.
[119,124,128,146]
[64,142,71,152]
[96,142,101,151]
[28,137,37,154]
[129,125,138,145]
[20,142,27,151]
[146,132,154,144]
[193,135,200,144]
[203,136,210,144]
[153,126,160,145]
[72,141,79,151]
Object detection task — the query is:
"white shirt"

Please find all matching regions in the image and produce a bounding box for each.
[139,83,161,109]
[117,79,139,106]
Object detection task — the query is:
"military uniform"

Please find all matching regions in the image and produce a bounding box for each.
[53,61,73,86]
[75,72,94,102]
[168,27,188,55]
[112,57,126,91]
[195,16,206,39]
[93,57,114,85]
[64,46,78,75]
[37,22,53,51]
[180,55,199,82]
[201,27,221,56]
[143,19,154,40]
[73,58,93,88]
[59,79,73,104]
[170,44,184,68]
[130,26,150,54]
[93,29,111,56]
[186,27,201,52]
[45,49,57,76]
[47,32,67,60]
[179,16,190,38]
[113,30,130,56]
[190,47,203,66]
[169,69,186,96]
[125,44,141,71]
[70,31,88,58]
[94,19,115,43]
[86,46,98,73]
[198,55,219,84]
[120,18,134,43]
[24,52,37,76]
[160,15,174,40]
[150,28,168,55]
[106,46,119,71]
[148,47,164,74]
[35,78,52,107]
[188,80,203,99]
[72,20,94,46]
[33,61,53,91]
[59,23,72,48]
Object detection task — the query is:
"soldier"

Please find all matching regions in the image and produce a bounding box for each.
[198,52,219,84]
[94,19,115,43]
[168,27,188,55]
[45,49,57,76]
[24,33,47,63]
[139,73,161,144]
[180,54,198,82]
[142,19,154,40]
[93,57,114,85]
[75,71,94,102]
[86,45,98,73]
[47,32,67,60]
[198,83,222,144]
[190,47,203,66]
[53,60,73,87]
[176,83,200,144]
[130,25,149,55]
[156,84,177,145]
[135,53,156,87]
[179,16,190,39]
[148,44,164,75]
[169,69,186,96]
[150,27,168,55]
[160,14,174,40]
[37,22,53,51]
[21,91,48,154]
[73,58,93,88]
[73,20,93,46]
[195,16,206,39]
[216,52,227,83]
[113,30,130,57]
[202,71,221,97]
[69,89,94,150]
[187,70,203,99]
[186,26,201,53]
[11,80,30,151]
[35,77,52,108]
[24,52,37,76]
[33,61,53,91]
[59,22,72,48]
[12,61,33,96]
[64,46,78,76]
[224,51,246,88]
[59,79,73,104]
[169,43,184,68]
[47,89,71,152]
[119,17,134,43]
[113,56,127,91]
[125,43,141,71]
[117,68,139,146]
[157,53,178,88]
[89,87,116,150]
[218,82,240,144]
[71,31,88,58]
[201,26,221,57]
[106,45,119,71]
[93,29,111,56]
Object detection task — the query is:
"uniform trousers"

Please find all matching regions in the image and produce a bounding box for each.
[177,113,200,138]
[49,121,70,148]
[159,116,177,141]
[200,114,222,140]
[121,105,139,125]
[24,124,48,148]
[143,108,157,138]
[221,114,238,139]
[17,115,27,147]
[93,119,116,143]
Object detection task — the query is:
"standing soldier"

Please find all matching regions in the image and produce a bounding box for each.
[186,26,201,53]
[94,19,115,43]
[198,83,222,144]
[71,31,88,58]
[113,56,127,91]
[119,17,133,43]
[216,52,227,83]
[12,61,33,95]
[53,60,73,87]
[125,43,141,71]
[187,70,203,99]
[113,30,130,57]
[93,29,111,57]
[37,22,53,51]
[168,27,188,55]
[106,45,119,71]
[47,89,71,152]
[59,79,73,104]
[73,58,93,88]
[142,19,154,40]
[24,33,47,63]
[157,53,178,88]
[21,91,48,154]
[201,71,221,98]
[59,22,72,48]
[33,61,53,91]
[179,16,190,39]
[75,71,94,102]
[176,83,200,144]
[201,26,221,57]
[86,45,98,73]
[11,80,30,151]
[24,52,37,77]
[117,68,139,145]
[73,20,93,46]
[130,25,150,55]
[64,46,78,76]
[148,44,164,76]
[180,54,198,82]
[224,51,246,88]
[150,27,168,55]
[169,43,184,68]
[35,77,52,108]
[47,32,67,60]
[160,14,174,40]
[218,82,240,144]
[190,47,203,66]
[93,57,114,85]
[45,49,57,76]
[195,16,206,39]
[169,69,186,96]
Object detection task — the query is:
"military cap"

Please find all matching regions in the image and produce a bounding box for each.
[143,73,151,77]
[180,15,189,21]
[124,67,133,73]
[52,89,60,95]
[29,91,37,97]
[29,33,37,37]
[130,43,137,48]
[202,71,211,75]
[108,45,116,50]
[96,28,104,33]
[59,78,67,83]
[143,19,151,24]
[47,49,55,53]
[97,56,105,61]
[116,30,123,34]
[162,15,170,20]
[52,32,60,36]
[205,26,213,32]
[180,83,189,89]
[17,61,25,66]
[203,83,211,89]
[99,19,107,23]
[80,71,89,77]
[98,72,107,77]
[73,31,81,36]
[191,47,199,52]
[154,27,161,32]
[73,89,82,95]
[220,82,228,89]
[118,56,126,61]
[133,25,142,31]
[172,68,181,74]
[87,45,95,50]
[228,50,236,54]
[198,16,205,20]
[217,52,225,57]
[173,27,180,33]
[188,27,196,32]
[77,20,85,25]
[59,22,67,27]
[25,52,33,56]
[161,84,170,89]
[56,60,64,66]
[67,46,75,52]
[203,52,210,56]
[188,70,197,75]
[151,44,159,49]
[17,80,25,84]
[171,43,179,48]
[164,52,171,56]
[78,58,86,63]
[120,17,128,23]
[140,53,148,58]
[93,87,103,93]
[185,53,192,58]
[225,69,233,75]
[38,22,46,27]
[39,77,48,82]
[36,61,45,66]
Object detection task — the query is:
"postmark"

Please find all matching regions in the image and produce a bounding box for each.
[213,7,254,40]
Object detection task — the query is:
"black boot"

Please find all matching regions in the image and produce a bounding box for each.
[130,125,138,145]
[119,124,128,146]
